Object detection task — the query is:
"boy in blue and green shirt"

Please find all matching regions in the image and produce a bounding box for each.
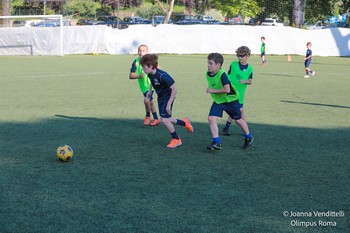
[222,46,253,136]
[129,44,159,126]
[206,53,253,150]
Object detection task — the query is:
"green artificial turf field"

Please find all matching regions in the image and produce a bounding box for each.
[0,54,349,233]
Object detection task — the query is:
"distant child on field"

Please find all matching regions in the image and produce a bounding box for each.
[129,44,160,126]
[205,53,253,150]
[260,37,267,64]
[222,46,253,136]
[304,42,316,78]
[140,54,194,148]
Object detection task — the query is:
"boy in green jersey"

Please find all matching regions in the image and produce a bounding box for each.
[206,53,253,150]
[222,46,253,136]
[260,37,266,64]
[129,45,159,126]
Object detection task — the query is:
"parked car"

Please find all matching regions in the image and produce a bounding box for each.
[261,18,284,26]
[35,20,71,27]
[76,18,100,26]
[225,15,243,25]
[123,16,145,24]
[194,15,221,24]
[150,15,172,24]
[173,14,203,25]
[12,19,43,27]
[304,21,327,30]
[248,17,258,25]
[96,15,128,29]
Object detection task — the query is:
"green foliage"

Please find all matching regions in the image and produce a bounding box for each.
[69,0,101,18]
[136,4,164,18]
[213,0,262,17]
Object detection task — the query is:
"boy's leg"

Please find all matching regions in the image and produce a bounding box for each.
[149,100,160,126]
[223,116,233,136]
[235,118,253,149]
[223,107,244,136]
[162,118,182,148]
[207,115,222,150]
[143,96,151,125]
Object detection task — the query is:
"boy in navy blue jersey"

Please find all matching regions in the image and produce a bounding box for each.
[140,54,194,148]
[206,53,253,150]
[304,42,316,78]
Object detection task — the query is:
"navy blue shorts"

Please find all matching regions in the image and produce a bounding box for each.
[209,100,242,120]
[304,60,311,68]
[158,98,174,119]
[143,90,154,101]
[261,52,265,57]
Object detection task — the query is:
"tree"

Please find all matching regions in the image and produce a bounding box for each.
[154,0,175,24]
[69,0,101,18]
[1,0,10,27]
[212,0,262,18]
[293,0,306,27]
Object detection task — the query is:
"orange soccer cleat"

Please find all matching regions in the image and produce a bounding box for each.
[167,138,182,148]
[150,119,160,126]
[182,117,194,133]
[144,117,151,125]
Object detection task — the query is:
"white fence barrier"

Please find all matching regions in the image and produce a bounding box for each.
[0,24,349,56]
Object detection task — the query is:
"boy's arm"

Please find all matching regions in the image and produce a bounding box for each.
[240,73,253,85]
[129,71,145,80]
[207,84,230,94]
[166,84,177,115]
[207,73,231,94]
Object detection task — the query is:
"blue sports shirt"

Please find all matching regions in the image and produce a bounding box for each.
[147,69,175,100]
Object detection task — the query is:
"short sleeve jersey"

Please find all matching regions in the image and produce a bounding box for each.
[227,61,253,104]
[147,69,175,100]
[305,49,312,61]
[261,42,266,53]
[206,68,239,104]
[130,57,151,93]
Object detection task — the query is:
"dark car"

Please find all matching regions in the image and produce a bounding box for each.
[96,15,128,29]
[150,16,172,25]
[173,14,203,25]
[123,16,145,24]
[76,19,100,26]
[225,15,243,25]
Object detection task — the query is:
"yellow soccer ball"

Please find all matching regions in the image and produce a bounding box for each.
[56,145,73,162]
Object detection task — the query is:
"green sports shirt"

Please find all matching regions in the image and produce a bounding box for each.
[228,61,253,104]
[261,42,266,53]
[134,57,151,93]
[206,68,239,104]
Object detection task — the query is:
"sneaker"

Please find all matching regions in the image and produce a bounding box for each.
[242,137,254,149]
[222,127,231,136]
[150,119,160,126]
[144,117,151,125]
[183,117,194,133]
[167,138,182,148]
[304,75,309,79]
[207,142,222,150]
[311,71,316,76]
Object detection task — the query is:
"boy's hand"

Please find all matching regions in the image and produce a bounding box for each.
[146,91,152,99]
[206,88,213,93]
[166,103,172,115]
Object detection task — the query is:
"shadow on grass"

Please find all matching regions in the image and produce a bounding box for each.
[0,116,349,233]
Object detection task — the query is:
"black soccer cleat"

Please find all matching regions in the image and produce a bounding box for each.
[222,127,231,136]
[242,137,254,149]
[207,142,222,150]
